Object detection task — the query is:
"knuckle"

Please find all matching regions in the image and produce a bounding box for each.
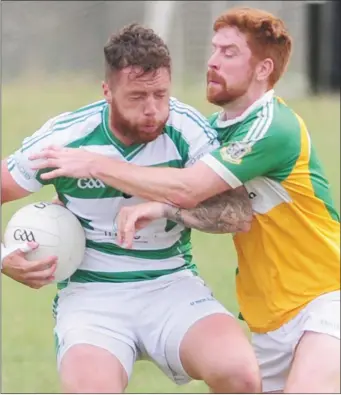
[20,265,28,274]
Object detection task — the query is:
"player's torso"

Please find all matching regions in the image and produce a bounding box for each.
[214,97,340,333]
[42,98,216,284]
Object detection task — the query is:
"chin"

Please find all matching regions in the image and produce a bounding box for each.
[138,131,163,143]
[207,87,222,102]
[207,93,222,105]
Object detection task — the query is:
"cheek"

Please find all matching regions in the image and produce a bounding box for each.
[157,99,170,116]
[222,61,252,81]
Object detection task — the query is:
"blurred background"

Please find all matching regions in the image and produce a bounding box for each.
[2,1,340,393]
[2,0,341,95]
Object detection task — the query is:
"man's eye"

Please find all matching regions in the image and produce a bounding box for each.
[155,93,166,99]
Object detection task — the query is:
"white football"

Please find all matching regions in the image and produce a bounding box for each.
[4,202,86,283]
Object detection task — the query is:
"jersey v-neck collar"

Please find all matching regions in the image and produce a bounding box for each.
[215,89,275,128]
[101,104,145,159]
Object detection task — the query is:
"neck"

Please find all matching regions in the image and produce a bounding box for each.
[221,87,269,121]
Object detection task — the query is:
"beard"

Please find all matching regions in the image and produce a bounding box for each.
[110,99,168,144]
[206,69,254,106]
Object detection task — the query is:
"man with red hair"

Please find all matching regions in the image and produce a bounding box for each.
[28,7,340,393]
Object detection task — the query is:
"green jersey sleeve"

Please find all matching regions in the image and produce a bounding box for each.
[201,106,301,187]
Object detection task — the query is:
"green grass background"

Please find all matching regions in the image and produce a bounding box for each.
[2,76,340,393]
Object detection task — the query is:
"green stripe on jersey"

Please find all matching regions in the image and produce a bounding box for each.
[22,102,105,152]
[308,146,340,222]
[266,102,301,181]
[164,125,190,164]
[72,100,106,115]
[169,99,216,141]
[57,261,197,289]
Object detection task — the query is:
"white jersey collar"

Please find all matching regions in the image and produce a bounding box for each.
[216,89,274,128]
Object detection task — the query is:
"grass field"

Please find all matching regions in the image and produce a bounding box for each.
[2,77,340,393]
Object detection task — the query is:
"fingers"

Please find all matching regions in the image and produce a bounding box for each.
[25,262,57,281]
[51,195,64,206]
[23,276,56,289]
[40,169,65,180]
[7,241,39,256]
[18,241,39,254]
[122,214,139,249]
[116,209,138,249]
[29,146,72,162]
[116,209,131,246]
[28,148,59,161]
[24,255,58,272]
[30,158,58,170]
[47,145,62,151]
[116,212,124,246]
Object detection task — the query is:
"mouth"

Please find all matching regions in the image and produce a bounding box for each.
[141,124,158,133]
[207,80,222,87]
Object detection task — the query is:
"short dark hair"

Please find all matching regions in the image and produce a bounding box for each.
[104,23,171,80]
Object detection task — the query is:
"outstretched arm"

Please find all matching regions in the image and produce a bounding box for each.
[30,148,229,209]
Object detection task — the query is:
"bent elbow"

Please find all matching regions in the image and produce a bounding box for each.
[168,188,200,209]
[239,214,253,233]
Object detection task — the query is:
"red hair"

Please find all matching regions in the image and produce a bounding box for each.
[214,7,292,87]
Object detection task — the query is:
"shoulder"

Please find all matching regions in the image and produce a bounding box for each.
[235,97,302,149]
[166,97,217,147]
[22,100,106,153]
[51,99,106,134]
[167,97,214,133]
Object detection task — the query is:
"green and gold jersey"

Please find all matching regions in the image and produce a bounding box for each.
[202,90,340,333]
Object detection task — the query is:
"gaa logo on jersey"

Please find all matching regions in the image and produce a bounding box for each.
[220,141,252,164]
[77,178,106,189]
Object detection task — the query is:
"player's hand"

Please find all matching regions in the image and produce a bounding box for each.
[1,242,58,289]
[52,195,65,206]
[116,202,168,249]
[29,146,100,180]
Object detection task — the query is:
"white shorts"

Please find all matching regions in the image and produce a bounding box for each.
[53,270,232,385]
[252,290,340,392]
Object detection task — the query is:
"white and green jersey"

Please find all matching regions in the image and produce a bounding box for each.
[8,98,219,286]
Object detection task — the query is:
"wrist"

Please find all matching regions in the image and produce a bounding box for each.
[164,204,181,221]
[89,155,109,179]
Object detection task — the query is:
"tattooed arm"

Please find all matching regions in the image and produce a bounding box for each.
[116,186,252,248]
[163,186,252,234]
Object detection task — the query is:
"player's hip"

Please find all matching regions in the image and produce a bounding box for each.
[53,269,210,318]
[251,290,340,392]
[238,284,340,333]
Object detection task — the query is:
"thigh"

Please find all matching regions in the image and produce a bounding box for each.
[60,343,130,393]
[54,284,138,392]
[285,293,340,393]
[177,312,261,392]
[141,274,259,388]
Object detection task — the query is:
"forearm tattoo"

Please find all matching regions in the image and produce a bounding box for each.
[164,186,252,234]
